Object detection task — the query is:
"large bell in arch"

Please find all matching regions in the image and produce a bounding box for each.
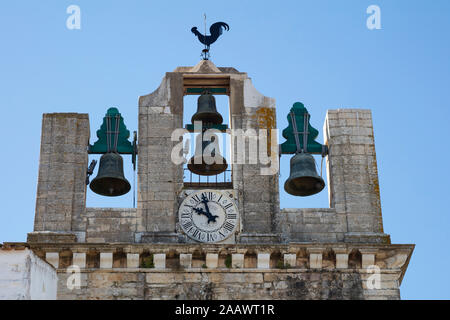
[191,92,223,125]
[90,152,131,197]
[284,152,325,196]
[188,132,227,176]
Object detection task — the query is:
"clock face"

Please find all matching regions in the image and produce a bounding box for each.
[178,190,239,243]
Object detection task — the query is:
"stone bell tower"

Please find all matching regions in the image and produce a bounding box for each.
[23,59,414,300]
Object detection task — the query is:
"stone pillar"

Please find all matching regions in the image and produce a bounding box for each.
[308,248,323,269]
[180,254,192,269]
[138,73,184,243]
[100,253,113,269]
[72,253,86,268]
[231,77,280,242]
[284,254,296,268]
[153,254,166,269]
[361,249,377,269]
[334,248,349,269]
[324,109,390,243]
[33,113,89,233]
[126,254,140,268]
[257,253,270,269]
[206,253,218,269]
[232,253,244,268]
[45,252,59,268]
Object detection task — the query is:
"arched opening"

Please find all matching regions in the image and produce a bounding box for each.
[86,250,99,268]
[348,249,362,269]
[192,250,206,268]
[59,249,73,268]
[270,251,283,268]
[140,251,154,268]
[166,250,180,270]
[244,250,257,268]
[322,248,336,269]
[113,250,127,268]
[296,248,308,268]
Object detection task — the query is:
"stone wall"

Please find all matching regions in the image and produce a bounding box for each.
[0,245,57,300]
[56,269,401,300]
[34,113,89,232]
[26,242,413,300]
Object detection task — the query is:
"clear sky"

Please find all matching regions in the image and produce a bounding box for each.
[1,0,449,299]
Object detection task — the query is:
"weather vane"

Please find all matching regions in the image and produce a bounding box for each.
[191,15,229,60]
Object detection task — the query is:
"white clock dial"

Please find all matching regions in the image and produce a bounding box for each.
[178,190,239,243]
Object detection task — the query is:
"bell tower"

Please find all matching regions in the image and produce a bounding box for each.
[136,59,280,244]
[25,57,414,299]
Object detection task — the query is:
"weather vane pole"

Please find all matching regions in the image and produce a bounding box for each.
[191,19,230,60]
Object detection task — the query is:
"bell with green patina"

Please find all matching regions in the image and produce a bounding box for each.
[191,93,223,125]
[90,152,131,197]
[284,152,325,197]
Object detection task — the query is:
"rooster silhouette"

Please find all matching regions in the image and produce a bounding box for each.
[191,22,229,50]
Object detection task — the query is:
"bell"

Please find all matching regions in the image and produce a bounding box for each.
[90,152,131,197]
[188,133,227,176]
[284,153,325,196]
[191,93,223,125]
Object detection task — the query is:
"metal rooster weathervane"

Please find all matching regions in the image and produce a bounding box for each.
[191,16,229,60]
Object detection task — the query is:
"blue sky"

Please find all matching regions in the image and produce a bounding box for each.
[0,0,449,299]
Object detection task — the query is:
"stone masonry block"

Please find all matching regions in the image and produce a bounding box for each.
[126,254,140,268]
[72,253,86,268]
[335,250,349,269]
[232,254,244,269]
[206,253,218,269]
[362,253,376,269]
[257,253,270,269]
[100,253,113,269]
[46,252,59,268]
[284,254,296,268]
[180,254,192,269]
[153,254,166,269]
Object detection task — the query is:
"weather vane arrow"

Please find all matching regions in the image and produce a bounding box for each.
[191,19,229,60]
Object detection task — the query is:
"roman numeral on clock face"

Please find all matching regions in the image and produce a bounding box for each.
[182,220,193,229]
[226,213,237,220]
[223,203,233,210]
[223,221,235,232]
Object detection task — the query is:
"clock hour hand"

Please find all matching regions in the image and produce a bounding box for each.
[200,195,219,224]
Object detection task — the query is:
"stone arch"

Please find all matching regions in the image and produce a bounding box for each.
[113,250,127,268]
[296,248,308,268]
[59,249,73,268]
[348,249,362,269]
[270,250,283,268]
[140,250,153,268]
[244,250,257,268]
[192,249,206,268]
[322,248,336,269]
[86,250,99,268]
[218,249,231,268]
[166,249,180,270]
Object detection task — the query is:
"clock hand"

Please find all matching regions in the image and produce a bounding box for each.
[193,207,208,218]
[201,194,218,223]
